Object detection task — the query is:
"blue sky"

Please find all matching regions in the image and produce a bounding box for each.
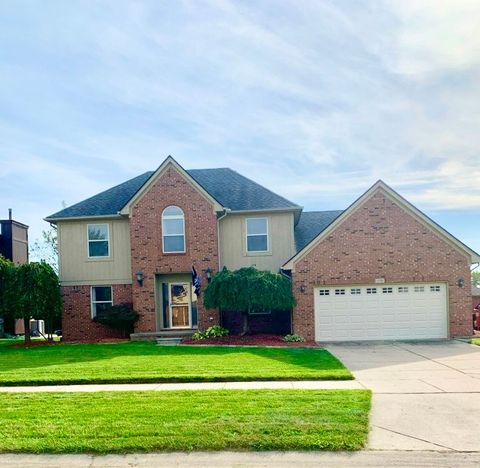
[1,0,479,255]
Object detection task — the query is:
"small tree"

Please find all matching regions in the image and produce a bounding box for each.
[204,267,296,335]
[14,262,62,343]
[473,271,480,288]
[29,225,59,273]
[0,256,15,319]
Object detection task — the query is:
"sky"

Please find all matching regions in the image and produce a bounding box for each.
[1,0,479,256]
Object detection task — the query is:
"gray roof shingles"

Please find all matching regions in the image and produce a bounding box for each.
[46,168,300,220]
[294,210,344,251]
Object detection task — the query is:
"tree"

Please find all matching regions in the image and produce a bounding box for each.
[94,303,139,338]
[14,262,62,343]
[204,267,296,335]
[0,256,14,318]
[29,225,58,273]
[473,271,480,288]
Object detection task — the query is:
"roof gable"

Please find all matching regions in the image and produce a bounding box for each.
[283,180,480,269]
[46,156,301,221]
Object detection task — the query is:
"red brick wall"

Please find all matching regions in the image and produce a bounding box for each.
[62,284,132,342]
[292,190,473,340]
[130,163,219,332]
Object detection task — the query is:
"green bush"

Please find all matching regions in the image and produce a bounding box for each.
[283,334,305,342]
[192,325,229,340]
[94,303,139,337]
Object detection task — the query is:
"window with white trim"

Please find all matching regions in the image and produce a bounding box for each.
[351,288,361,295]
[246,218,268,253]
[366,288,377,294]
[319,289,330,296]
[414,286,425,293]
[430,285,441,292]
[162,206,185,253]
[91,286,113,318]
[87,224,110,257]
[398,286,409,293]
[335,289,345,295]
[382,287,393,294]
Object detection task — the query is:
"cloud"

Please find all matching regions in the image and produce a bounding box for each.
[0,0,479,251]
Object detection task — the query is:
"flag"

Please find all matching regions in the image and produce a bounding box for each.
[192,265,201,297]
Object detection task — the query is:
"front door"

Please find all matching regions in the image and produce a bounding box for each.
[169,283,191,328]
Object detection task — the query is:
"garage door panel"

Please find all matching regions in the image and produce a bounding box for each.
[314,283,447,342]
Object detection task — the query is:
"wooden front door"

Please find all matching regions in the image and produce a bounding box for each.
[169,283,191,328]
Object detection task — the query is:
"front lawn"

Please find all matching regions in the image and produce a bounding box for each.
[472,338,480,346]
[0,390,371,453]
[0,341,352,385]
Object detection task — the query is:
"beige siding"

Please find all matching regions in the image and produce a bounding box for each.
[219,212,295,272]
[58,218,132,285]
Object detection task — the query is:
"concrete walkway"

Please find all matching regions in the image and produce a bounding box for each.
[1,451,480,467]
[326,340,480,452]
[0,380,362,392]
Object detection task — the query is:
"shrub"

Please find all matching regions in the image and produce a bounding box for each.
[94,303,139,337]
[192,325,230,340]
[283,334,305,342]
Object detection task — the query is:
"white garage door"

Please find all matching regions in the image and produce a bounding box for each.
[314,283,448,342]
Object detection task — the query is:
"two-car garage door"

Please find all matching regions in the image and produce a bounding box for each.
[314,283,448,341]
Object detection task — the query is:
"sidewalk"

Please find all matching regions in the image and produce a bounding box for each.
[0,380,363,393]
[1,451,479,468]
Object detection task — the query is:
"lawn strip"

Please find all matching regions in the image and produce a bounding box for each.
[0,389,371,453]
[0,341,352,385]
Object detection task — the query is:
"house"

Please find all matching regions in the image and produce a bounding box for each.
[45,156,479,342]
[0,209,29,265]
[473,285,480,331]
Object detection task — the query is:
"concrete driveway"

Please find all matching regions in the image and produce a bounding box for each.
[327,340,480,451]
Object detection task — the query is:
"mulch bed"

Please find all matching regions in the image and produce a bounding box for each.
[181,334,319,347]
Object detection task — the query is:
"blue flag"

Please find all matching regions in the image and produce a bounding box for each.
[192,265,201,297]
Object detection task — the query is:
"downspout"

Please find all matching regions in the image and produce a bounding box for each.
[216,208,231,328]
[280,268,294,334]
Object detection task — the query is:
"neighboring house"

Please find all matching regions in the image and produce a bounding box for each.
[45,156,480,342]
[0,209,29,265]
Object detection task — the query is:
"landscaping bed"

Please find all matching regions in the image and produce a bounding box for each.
[0,341,352,386]
[0,389,371,453]
[181,333,318,347]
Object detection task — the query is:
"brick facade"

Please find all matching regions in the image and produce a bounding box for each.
[291,190,473,340]
[62,284,132,342]
[130,164,219,333]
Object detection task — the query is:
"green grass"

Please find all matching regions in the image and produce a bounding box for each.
[472,338,480,346]
[0,390,371,453]
[0,341,352,385]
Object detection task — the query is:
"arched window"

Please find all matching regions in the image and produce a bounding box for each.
[162,206,185,253]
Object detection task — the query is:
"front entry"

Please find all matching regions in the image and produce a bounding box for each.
[169,283,191,328]
[156,273,198,330]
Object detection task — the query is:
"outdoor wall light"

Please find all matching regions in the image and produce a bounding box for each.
[136,271,144,286]
[300,284,306,293]
[205,267,213,283]
[457,278,465,288]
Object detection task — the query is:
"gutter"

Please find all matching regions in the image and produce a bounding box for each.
[44,214,123,223]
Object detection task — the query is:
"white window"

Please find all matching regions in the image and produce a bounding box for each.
[335,289,345,295]
[366,288,377,294]
[398,286,409,293]
[246,218,268,253]
[414,286,425,293]
[430,285,441,292]
[162,206,185,253]
[87,224,109,257]
[91,286,113,318]
[319,289,330,296]
[382,287,393,294]
[351,288,361,295]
